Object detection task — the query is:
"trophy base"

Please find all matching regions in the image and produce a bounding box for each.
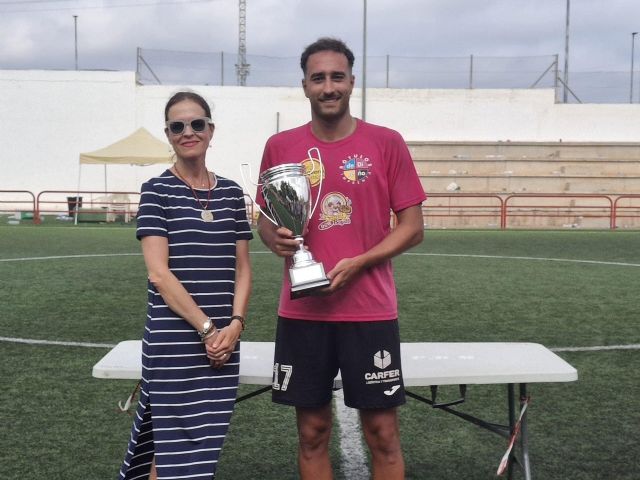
[289,261,330,299]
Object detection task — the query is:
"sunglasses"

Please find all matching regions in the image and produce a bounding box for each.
[166,117,213,135]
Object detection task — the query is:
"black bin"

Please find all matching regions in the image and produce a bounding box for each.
[66,196,83,216]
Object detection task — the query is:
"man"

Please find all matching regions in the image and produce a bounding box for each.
[256,37,426,480]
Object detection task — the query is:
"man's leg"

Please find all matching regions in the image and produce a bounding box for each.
[296,403,334,480]
[360,407,404,480]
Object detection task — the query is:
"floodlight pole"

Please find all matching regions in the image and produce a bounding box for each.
[630,32,638,103]
[362,0,367,121]
[563,0,570,103]
[73,15,78,70]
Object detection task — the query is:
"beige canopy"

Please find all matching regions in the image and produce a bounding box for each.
[79,127,173,165]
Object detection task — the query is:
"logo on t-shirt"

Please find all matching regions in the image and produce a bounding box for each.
[301,156,324,187]
[340,154,372,184]
[318,192,352,230]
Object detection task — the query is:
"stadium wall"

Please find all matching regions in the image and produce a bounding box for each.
[1,69,638,196]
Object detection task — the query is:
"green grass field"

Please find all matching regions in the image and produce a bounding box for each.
[1,225,639,479]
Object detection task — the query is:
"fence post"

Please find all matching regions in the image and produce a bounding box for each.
[554,54,559,102]
[469,54,474,89]
[135,47,141,85]
[386,54,390,88]
[221,51,224,86]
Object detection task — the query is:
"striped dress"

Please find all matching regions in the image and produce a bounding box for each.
[119,169,253,480]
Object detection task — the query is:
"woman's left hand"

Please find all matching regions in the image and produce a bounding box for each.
[205,322,242,368]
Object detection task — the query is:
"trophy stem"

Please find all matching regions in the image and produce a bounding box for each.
[292,238,315,267]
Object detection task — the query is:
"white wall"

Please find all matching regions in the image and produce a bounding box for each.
[1,70,639,196]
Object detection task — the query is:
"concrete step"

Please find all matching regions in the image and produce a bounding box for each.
[420,176,640,194]
[415,160,640,177]
[408,141,640,161]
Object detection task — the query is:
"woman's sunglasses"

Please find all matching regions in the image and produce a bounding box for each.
[166,117,213,135]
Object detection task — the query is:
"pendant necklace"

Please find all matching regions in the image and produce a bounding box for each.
[173,164,215,222]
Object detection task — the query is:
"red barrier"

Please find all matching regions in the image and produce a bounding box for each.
[0,190,37,222]
[36,190,140,224]
[3,190,635,230]
[422,194,504,229]
[612,194,640,229]
[503,194,614,229]
[244,194,257,226]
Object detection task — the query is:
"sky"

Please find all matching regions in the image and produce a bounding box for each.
[1,0,640,100]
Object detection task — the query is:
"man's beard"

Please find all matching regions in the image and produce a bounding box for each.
[312,96,349,121]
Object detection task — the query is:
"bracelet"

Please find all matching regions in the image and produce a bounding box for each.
[230,314,245,331]
[202,327,218,341]
[198,318,216,342]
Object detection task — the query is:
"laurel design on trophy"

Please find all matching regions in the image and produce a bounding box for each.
[241,148,330,296]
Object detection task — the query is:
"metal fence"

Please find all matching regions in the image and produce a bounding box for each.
[4,190,638,229]
[136,48,638,104]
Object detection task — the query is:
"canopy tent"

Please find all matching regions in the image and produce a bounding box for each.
[79,127,173,165]
[74,127,173,223]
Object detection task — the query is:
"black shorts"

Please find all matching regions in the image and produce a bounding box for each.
[272,316,405,409]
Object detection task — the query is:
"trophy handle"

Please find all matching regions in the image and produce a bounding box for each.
[307,147,323,219]
[240,162,278,226]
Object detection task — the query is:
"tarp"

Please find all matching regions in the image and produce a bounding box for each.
[79,127,173,165]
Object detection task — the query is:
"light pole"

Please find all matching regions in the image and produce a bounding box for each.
[73,15,78,70]
[630,32,638,103]
[563,0,570,103]
[362,0,367,121]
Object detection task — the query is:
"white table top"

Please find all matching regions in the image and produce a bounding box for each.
[92,340,577,386]
[400,342,577,386]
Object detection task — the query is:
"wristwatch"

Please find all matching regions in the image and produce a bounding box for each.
[198,318,215,341]
[231,314,245,331]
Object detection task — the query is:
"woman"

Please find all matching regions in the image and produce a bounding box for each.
[120,91,252,479]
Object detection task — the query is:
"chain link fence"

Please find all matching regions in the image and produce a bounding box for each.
[136,48,636,104]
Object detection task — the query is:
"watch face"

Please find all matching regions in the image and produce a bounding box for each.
[200,320,212,338]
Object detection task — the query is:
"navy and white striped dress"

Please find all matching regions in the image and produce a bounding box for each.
[120,169,253,480]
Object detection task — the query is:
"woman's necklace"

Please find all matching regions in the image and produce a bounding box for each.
[173,164,215,222]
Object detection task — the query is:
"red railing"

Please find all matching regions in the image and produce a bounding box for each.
[0,190,36,221]
[503,194,614,229]
[423,193,504,229]
[1,190,638,229]
[612,194,640,229]
[244,194,257,225]
[35,190,140,224]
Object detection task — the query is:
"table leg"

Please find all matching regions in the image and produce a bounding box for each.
[520,383,532,480]
[236,385,271,403]
[508,383,516,480]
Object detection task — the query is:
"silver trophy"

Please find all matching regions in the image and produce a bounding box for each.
[242,148,330,296]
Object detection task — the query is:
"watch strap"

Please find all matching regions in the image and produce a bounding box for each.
[230,315,245,331]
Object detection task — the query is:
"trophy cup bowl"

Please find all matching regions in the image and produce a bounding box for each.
[259,163,330,296]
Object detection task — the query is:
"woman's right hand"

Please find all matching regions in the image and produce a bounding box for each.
[204,328,239,369]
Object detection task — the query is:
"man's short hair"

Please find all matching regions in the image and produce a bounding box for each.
[300,37,355,74]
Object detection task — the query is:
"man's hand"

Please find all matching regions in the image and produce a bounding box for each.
[257,215,301,258]
[313,255,365,295]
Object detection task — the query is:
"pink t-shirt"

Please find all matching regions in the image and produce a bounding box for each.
[257,119,426,321]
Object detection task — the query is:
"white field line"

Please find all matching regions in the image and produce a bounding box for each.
[0,253,140,262]
[1,251,638,268]
[551,344,640,352]
[333,389,369,480]
[404,252,640,268]
[0,336,116,348]
[2,336,639,353]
